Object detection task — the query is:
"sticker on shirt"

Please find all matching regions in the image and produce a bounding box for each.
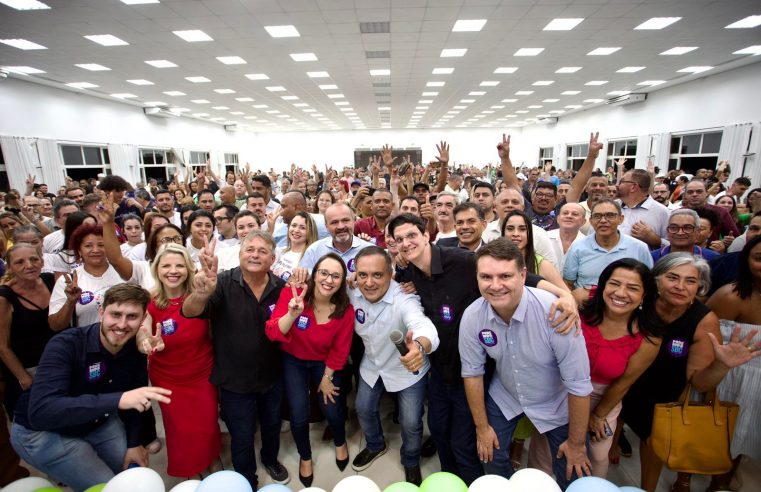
[296,315,310,330]
[79,291,96,305]
[268,304,276,314]
[347,258,356,272]
[440,304,454,323]
[669,338,689,358]
[280,271,292,282]
[479,329,498,347]
[355,309,366,324]
[161,319,178,336]
[86,361,105,382]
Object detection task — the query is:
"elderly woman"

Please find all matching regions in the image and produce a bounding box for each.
[622,253,759,492]
[43,212,97,274]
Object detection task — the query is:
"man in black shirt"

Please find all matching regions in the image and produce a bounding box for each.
[182,230,290,489]
[11,284,171,492]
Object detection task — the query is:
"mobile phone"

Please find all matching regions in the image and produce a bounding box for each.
[603,420,613,437]
[398,162,410,176]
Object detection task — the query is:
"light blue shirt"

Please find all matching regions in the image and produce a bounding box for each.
[563,232,653,288]
[299,234,374,272]
[273,213,329,247]
[353,281,440,392]
[459,289,592,432]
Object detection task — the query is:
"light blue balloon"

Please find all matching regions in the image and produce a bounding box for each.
[619,487,646,492]
[258,485,293,492]
[196,471,253,492]
[566,477,619,492]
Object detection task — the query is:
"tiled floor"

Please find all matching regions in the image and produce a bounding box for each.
[18,394,761,491]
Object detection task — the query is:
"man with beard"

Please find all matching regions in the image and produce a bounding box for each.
[299,202,373,273]
[617,169,670,249]
[153,189,181,227]
[472,182,497,223]
[432,191,459,243]
[354,189,393,248]
[651,182,672,208]
[438,203,487,252]
[681,179,740,240]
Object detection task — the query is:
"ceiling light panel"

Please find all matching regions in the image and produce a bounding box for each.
[617,66,645,73]
[432,68,454,74]
[66,82,98,89]
[76,63,110,71]
[370,69,390,76]
[587,47,620,55]
[307,71,329,78]
[660,46,698,55]
[635,17,681,30]
[111,93,137,99]
[556,67,581,73]
[214,88,235,93]
[441,48,467,57]
[290,53,317,61]
[185,76,210,83]
[734,45,761,55]
[543,18,584,31]
[127,79,153,85]
[2,65,45,74]
[145,59,177,68]
[452,19,487,32]
[173,30,213,42]
[163,91,185,96]
[678,66,713,73]
[725,15,761,29]
[0,38,47,50]
[216,56,246,65]
[84,34,129,46]
[514,48,543,56]
[0,0,50,9]
[585,80,608,85]
[532,80,554,86]
[494,67,519,74]
[245,73,269,80]
[120,0,159,4]
[265,25,300,37]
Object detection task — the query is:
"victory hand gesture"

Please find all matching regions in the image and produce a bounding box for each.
[288,284,307,318]
[588,132,603,160]
[63,271,82,304]
[497,134,511,161]
[140,323,166,355]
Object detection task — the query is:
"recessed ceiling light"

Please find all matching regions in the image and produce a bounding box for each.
[422,91,439,96]
[562,90,581,95]
[427,81,445,87]
[191,99,210,104]
[502,98,518,103]
[84,34,128,46]
[266,86,286,92]
[515,110,529,114]
[266,110,280,114]
[470,91,486,96]
[127,79,153,85]
[307,71,329,78]
[170,108,190,113]
[163,91,186,96]
[440,48,467,57]
[186,76,210,83]
[265,25,300,38]
[319,84,338,90]
[245,73,269,80]
[370,69,390,76]
[678,66,713,73]
[584,99,604,103]
[339,108,353,112]
[120,0,159,4]
[216,56,246,65]
[726,15,761,29]
[460,99,476,103]
[480,81,499,87]
[252,104,268,108]
[111,93,138,99]
[144,101,167,106]
[193,113,209,117]
[378,107,391,111]
[303,108,316,113]
[533,80,554,86]
[282,95,299,100]
[66,82,98,89]
[527,105,543,109]
[543,18,584,30]
[543,99,560,102]
[415,106,429,110]
[419,99,433,104]
[75,65,114,75]
[617,66,645,73]
[491,105,505,109]
[607,90,631,96]
[452,19,487,32]
[635,17,681,30]
[145,59,177,68]
[236,97,254,102]
[733,45,761,55]
[587,47,620,56]
[585,80,608,85]
[334,101,349,106]
[453,105,467,109]
[515,90,534,95]
[293,103,308,107]
[214,88,235,94]
[212,106,229,110]
[0,38,47,50]
[173,30,213,42]
[2,65,45,74]
[230,111,245,116]
[432,67,454,75]
[290,52,317,61]
[327,93,345,99]
[556,67,582,73]
[565,105,582,109]
[494,66,519,74]
[638,80,666,86]
[660,46,698,55]
[0,0,50,10]
[514,48,544,56]
[549,110,565,114]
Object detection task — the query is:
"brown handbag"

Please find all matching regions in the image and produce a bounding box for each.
[648,383,739,474]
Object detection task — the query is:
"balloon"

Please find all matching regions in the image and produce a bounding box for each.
[419,472,467,492]
[259,485,293,492]
[103,467,165,492]
[332,476,381,492]
[29,488,63,492]
[84,485,107,492]
[196,471,252,492]
[299,488,328,492]
[508,468,561,492]
[468,474,513,492]
[383,482,420,492]
[566,476,619,492]
[619,488,646,492]
[168,480,202,492]
[2,477,54,492]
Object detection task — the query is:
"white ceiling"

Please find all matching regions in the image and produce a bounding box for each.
[1,0,760,133]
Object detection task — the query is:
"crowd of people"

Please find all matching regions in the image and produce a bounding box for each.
[0,132,760,492]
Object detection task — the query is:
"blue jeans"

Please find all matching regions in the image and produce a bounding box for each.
[427,366,483,485]
[219,380,283,490]
[484,393,580,490]
[11,416,126,492]
[356,375,427,468]
[282,353,346,460]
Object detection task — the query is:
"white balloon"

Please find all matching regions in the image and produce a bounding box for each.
[103,467,165,492]
[508,468,561,492]
[332,476,381,492]
[1,477,54,492]
[169,480,202,492]
[299,488,328,492]
[468,474,513,492]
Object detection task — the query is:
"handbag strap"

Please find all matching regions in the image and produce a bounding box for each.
[680,382,727,426]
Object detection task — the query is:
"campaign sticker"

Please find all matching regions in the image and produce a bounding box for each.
[161,319,177,336]
[79,291,95,305]
[479,329,498,347]
[281,271,292,282]
[669,338,688,358]
[87,362,104,382]
[269,304,276,313]
[440,304,454,323]
[347,258,356,272]
[355,309,366,324]
[296,315,310,330]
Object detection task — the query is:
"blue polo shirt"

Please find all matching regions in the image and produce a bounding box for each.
[298,235,374,273]
[651,244,719,263]
[563,232,653,289]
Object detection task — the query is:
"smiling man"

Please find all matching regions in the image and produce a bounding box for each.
[354,189,394,248]
[299,202,373,273]
[438,203,487,252]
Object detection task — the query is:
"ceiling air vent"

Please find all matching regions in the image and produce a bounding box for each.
[605,93,647,106]
[360,22,390,34]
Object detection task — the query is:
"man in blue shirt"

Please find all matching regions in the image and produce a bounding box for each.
[11,284,171,492]
[300,202,374,273]
[460,239,592,489]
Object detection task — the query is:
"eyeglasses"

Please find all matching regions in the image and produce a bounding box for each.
[534,192,555,199]
[590,212,620,222]
[619,180,639,186]
[316,269,342,282]
[159,236,184,245]
[667,224,696,234]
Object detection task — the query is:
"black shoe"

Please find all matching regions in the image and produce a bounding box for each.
[336,443,350,471]
[421,436,437,458]
[620,430,633,457]
[404,465,422,486]
[351,444,387,471]
[298,460,313,488]
[264,461,290,485]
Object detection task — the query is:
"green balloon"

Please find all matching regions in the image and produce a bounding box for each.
[419,472,468,492]
[383,482,420,492]
[83,485,107,492]
[31,488,64,492]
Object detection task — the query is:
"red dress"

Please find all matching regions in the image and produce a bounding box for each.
[147,297,220,477]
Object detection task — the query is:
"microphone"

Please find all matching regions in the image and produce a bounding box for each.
[389,329,418,375]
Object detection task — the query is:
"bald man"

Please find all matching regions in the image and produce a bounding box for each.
[547,203,587,272]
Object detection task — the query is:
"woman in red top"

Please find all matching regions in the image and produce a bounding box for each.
[579,258,663,478]
[265,252,354,488]
[136,244,221,478]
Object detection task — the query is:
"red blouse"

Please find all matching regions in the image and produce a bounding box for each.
[265,287,354,371]
[582,319,644,385]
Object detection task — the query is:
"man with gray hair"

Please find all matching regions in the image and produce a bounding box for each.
[617,168,669,249]
[651,209,720,262]
[43,199,80,254]
[433,190,459,243]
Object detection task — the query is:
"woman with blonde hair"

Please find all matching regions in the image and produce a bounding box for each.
[271,211,318,282]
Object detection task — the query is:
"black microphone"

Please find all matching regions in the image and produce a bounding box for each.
[390,329,418,375]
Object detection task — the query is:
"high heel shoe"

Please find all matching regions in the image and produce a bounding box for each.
[336,443,349,471]
[299,460,313,488]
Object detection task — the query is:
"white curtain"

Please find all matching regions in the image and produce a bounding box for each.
[36,138,66,190]
[634,135,651,170]
[0,136,40,191]
[107,143,140,185]
[718,123,754,181]
[649,132,672,172]
[554,143,566,170]
[738,123,761,193]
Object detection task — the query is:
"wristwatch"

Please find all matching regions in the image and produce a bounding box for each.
[414,339,427,356]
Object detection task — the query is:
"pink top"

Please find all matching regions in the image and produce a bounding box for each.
[265,287,354,371]
[582,319,644,385]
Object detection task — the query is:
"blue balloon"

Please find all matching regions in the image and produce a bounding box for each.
[619,487,646,492]
[258,485,293,492]
[196,470,253,492]
[566,477,619,492]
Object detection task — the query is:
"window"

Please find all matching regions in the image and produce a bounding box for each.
[224,152,239,174]
[59,143,110,181]
[139,148,178,184]
[539,147,553,167]
[668,131,723,174]
[606,138,637,171]
[566,143,589,171]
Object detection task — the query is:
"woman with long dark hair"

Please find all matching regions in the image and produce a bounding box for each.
[501,210,565,289]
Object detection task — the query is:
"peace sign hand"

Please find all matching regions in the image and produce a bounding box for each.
[140,323,166,355]
[588,132,603,159]
[288,284,307,317]
[497,134,511,161]
[63,271,82,304]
